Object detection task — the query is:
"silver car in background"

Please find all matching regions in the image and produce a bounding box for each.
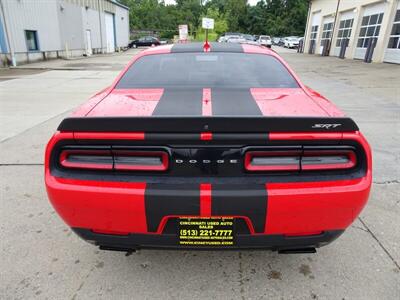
[284,37,300,49]
[258,35,272,48]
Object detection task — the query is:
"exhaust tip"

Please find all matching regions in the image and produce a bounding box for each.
[278,248,317,254]
[99,245,137,253]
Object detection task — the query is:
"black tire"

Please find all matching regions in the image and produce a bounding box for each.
[132,44,137,48]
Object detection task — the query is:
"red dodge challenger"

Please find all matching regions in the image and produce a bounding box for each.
[45,43,372,253]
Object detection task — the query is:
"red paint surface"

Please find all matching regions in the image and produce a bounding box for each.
[250,88,332,117]
[305,86,345,117]
[202,88,212,116]
[265,177,371,234]
[265,132,372,234]
[87,89,164,117]
[45,132,148,233]
[74,132,145,140]
[200,183,212,217]
[71,86,113,117]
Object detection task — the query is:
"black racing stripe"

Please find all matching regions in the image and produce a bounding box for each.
[152,88,203,116]
[145,184,200,232]
[171,43,204,53]
[211,184,267,233]
[209,42,243,52]
[212,88,263,116]
[171,42,243,53]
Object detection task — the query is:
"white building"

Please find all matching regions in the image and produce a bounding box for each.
[0,0,129,66]
[304,0,399,64]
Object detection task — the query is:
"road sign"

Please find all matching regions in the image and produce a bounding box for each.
[202,18,214,30]
[179,24,188,41]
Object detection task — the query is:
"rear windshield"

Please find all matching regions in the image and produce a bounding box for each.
[116,53,299,89]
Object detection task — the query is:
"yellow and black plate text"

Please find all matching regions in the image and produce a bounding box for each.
[178,217,235,246]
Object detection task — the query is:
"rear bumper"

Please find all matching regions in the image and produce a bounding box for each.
[72,227,344,251]
[45,131,372,250]
[46,174,370,236]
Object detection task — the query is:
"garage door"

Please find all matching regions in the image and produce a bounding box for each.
[105,12,115,53]
[384,2,400,64]
[333,10,355,57]
[319,16,334,54]
[309,12,321,54]
[354,2,386,59]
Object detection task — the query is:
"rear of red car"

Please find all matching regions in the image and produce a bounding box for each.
[45,43,372,253]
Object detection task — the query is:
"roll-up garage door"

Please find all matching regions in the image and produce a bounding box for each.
[354,2,386,59]
[319,16,334,54]
[384,1,400,64]
[105,12,116,53]
[333,10,355,56]
[309,12,321,54]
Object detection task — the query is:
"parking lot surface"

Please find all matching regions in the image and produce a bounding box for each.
[1,47,399,299]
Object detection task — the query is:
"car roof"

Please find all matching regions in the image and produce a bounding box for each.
[141,42,276,55]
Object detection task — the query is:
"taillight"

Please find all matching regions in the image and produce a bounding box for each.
[59,150,113,170]
[301,150,356,171]
[59,149,169,172]
[245,151,301,171]
[245,148,357,172]
[114,151,168,171]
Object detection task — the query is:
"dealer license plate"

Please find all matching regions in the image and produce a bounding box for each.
[178,217,235,247]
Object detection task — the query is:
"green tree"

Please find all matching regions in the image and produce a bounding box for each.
[117,0,309,39]
[225,0,248,32]
[196,7,229,41]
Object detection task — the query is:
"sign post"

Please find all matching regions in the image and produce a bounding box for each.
[178,24,188,43]
[202,18,214,51]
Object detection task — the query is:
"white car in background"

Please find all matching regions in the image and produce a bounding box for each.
[284,37,300,49]
[226,36,246,43]
[258,35,272,48]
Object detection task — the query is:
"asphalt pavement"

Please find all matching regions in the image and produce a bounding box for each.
[0,47,399,299]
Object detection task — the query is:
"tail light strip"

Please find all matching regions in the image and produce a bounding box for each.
[59,149,169,171]
[245,149,357,172]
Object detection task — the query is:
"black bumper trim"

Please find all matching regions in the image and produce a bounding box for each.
[72,228,344,251]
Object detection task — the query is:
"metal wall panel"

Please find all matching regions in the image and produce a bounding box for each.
[58,1,85,51]
[2,0,62,52]
[0,0,128,62]
[114,5,129,47]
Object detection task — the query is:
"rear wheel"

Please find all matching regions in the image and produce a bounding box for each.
[132,44,137,48]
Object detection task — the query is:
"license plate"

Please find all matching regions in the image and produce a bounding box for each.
[178,217,235,247]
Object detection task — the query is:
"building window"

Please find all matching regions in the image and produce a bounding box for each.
[387,9,400,49]
[336,18,354,47]
[357,13,384,48]
[25,30,39,51]
[310,25,319,42]
[320,22,333,46]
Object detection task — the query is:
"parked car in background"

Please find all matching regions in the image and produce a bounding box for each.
[218,32,242,43]
[272,37,281,45]
[218,36,226,42]
[284,37,300,49]
[258,35,272,48]
[242,34,256,42]
[226,36,246,43]
[129,36,160,48]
